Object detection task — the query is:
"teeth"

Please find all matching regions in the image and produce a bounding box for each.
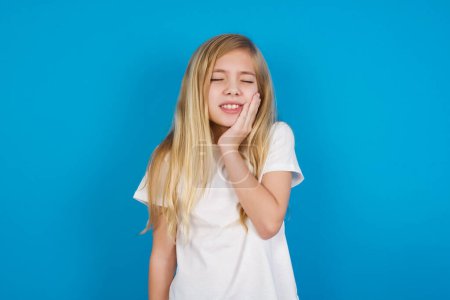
[221,104,240,109]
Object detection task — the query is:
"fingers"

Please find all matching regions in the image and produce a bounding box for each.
[243,92,261,129]
[234,100,250,128]
[234,92,261,132]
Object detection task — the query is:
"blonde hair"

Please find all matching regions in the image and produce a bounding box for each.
[138,33,278,245]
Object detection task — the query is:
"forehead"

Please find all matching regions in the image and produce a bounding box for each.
[213,49,255,74]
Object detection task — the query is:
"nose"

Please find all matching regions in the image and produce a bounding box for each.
[224,79,241,96]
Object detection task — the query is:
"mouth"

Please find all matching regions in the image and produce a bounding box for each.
[219,103,243,114]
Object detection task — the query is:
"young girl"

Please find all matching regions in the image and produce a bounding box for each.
[133,33,305,300]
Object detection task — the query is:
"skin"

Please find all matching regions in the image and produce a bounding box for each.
[148,47,295,299]
[208,48,260,144]
[207,48,294,240]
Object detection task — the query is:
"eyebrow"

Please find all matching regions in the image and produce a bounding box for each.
[212,69,256,76]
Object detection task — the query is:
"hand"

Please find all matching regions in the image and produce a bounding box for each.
[218,92,261,152]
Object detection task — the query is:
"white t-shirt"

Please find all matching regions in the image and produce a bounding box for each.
[133,121,305,300]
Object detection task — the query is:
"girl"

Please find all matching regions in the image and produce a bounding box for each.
[133,33,305,300]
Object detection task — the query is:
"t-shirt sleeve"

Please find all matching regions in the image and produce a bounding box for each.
[259,121,305,188]
[132,154,169,207]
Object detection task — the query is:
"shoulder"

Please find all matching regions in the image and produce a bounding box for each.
[153,145,170,163]
[164,152,170,162]
[270,121,295,142]
[272,121,293,131]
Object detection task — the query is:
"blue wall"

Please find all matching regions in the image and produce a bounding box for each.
[1,0,449,299]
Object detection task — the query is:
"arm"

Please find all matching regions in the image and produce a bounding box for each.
[219,148,292,240]
[149,211,177,300]
[217,92,294,240]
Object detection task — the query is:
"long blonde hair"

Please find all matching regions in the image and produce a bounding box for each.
[138,33,278,245]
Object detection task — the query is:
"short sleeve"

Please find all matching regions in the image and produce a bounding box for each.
[259,121,305,188]
[132,154,169,207]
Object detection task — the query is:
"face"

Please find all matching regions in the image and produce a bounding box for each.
[207,48,258,140]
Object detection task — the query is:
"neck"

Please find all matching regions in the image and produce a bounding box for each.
[210,121,229,144]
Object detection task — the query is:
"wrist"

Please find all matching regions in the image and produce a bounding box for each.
[218,144,239,155]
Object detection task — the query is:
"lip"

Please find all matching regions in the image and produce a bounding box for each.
[220,104,243,114]
[219,101,244,106]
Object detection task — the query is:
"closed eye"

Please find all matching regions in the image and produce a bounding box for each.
[211,79,254,83]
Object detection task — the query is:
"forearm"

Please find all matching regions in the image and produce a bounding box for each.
[219,148,280,239]
[149,253,176,300]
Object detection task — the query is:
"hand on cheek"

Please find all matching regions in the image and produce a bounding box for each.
[217,91,261,150]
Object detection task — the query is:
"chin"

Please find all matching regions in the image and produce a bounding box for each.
[211,117,235,128]
[219,117,238,127]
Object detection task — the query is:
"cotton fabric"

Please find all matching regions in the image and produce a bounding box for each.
[133,121,304,300]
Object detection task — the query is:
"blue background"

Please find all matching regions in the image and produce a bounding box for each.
[1,0,449,299]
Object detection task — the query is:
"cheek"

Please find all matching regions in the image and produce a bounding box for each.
[244,87,258,98]
[244,82,258,92]
[207,91,219,110]
[208,89,221,103]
